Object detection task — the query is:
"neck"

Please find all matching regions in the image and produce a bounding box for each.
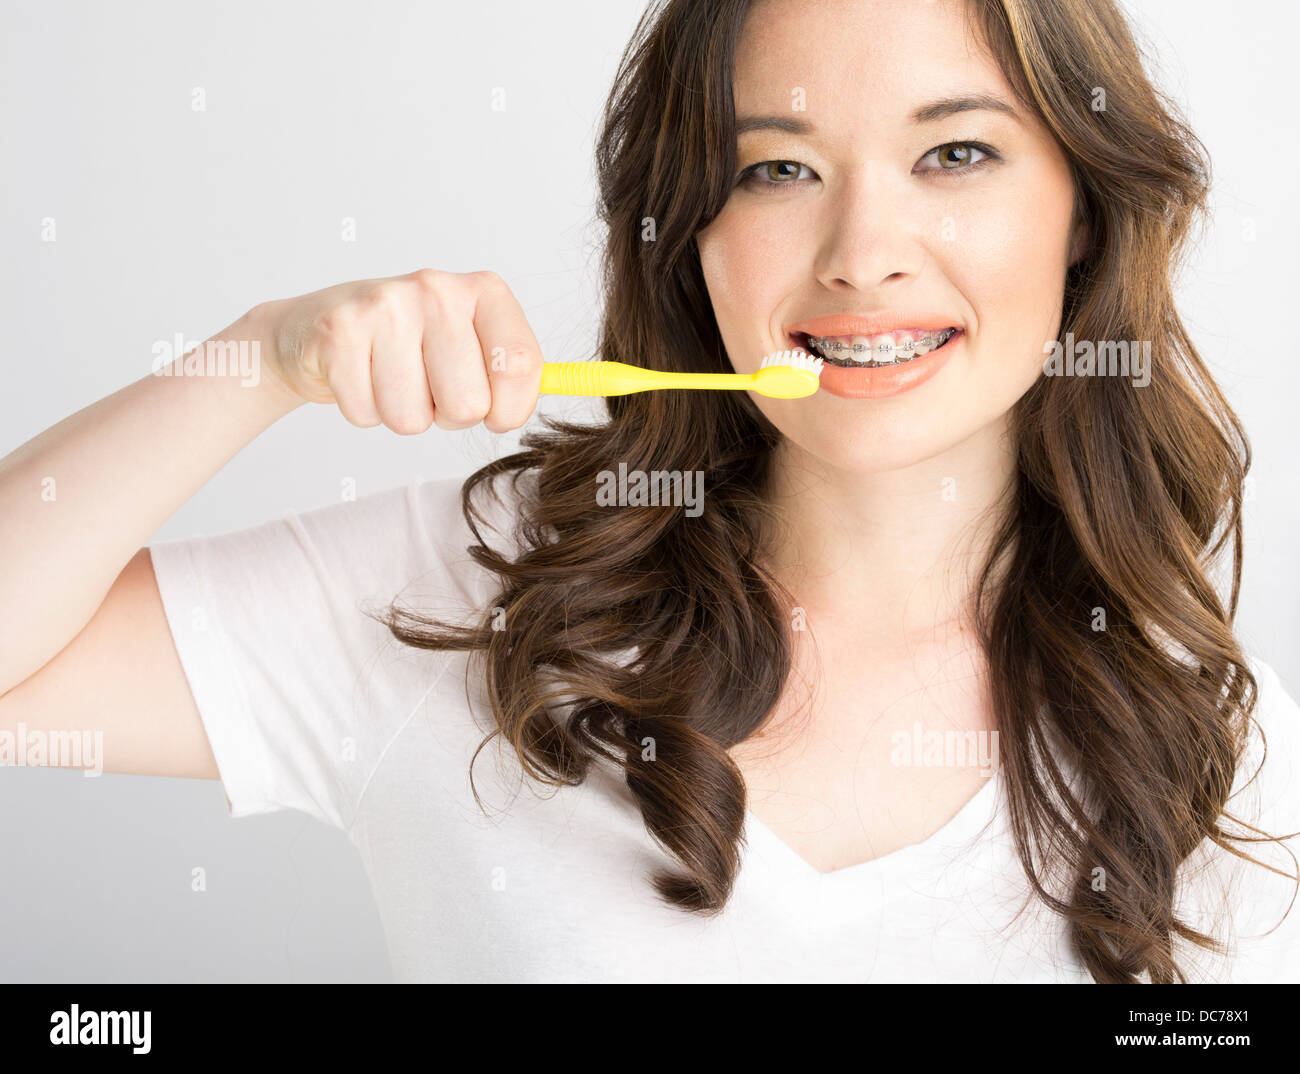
[759,418,1019,647]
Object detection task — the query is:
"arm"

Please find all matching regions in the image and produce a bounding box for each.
[0,308,303,697]
[0,269,543,779]
[0,309,304,777]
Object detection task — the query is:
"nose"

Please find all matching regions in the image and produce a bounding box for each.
[812,160,927,291]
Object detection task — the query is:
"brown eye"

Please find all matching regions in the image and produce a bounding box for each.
[763,161,801,182]
[738,160,816,191]
[918,141,998,176]
[939,144,973,169]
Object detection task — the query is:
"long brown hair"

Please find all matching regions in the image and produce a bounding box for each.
[377,0,1297,983]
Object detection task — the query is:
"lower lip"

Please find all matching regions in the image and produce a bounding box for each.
[796,331,964,399]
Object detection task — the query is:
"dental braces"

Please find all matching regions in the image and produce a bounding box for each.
[806,327,957,365]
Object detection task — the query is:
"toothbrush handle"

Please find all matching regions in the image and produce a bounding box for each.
[539,361,751,396]
[538,362,609,395]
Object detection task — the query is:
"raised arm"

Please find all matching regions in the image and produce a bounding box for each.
[0,269,544,777]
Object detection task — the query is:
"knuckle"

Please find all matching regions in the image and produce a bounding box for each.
[410,267,446,295]
[469,268,507,292]
[417,277,462,324]
[484,408,531,434]
[486,342,541,382]
[385,409,435,436]
[339,400,382,428]
[366,284,405,320]
[434,390,491,428]
[316,305,358,341]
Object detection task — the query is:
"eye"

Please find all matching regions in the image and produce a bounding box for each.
[736,159,818,191]
[916,141,1000,175]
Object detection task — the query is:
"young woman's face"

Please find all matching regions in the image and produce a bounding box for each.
[696,0,1083,473]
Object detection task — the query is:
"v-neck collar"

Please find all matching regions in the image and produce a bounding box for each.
[738,765,1004,908]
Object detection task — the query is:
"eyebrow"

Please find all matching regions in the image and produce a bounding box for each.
[911,93,1019,124]
[735,93,1019,136]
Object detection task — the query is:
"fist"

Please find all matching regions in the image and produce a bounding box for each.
[250,268,544,434]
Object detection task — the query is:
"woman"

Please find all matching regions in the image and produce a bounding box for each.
[3,0,1297,983]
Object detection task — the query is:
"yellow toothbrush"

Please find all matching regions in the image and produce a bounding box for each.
[538,349,824,399]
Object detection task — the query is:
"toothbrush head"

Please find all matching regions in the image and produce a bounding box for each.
[752,349,825,399]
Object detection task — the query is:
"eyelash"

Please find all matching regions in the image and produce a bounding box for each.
[736,141,1001,191]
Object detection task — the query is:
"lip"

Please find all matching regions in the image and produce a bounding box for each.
[787,311,963,338]
[796,329,964,399]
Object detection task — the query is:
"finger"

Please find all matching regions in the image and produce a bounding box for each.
[318,312,382,427]
[471,274,544,433]
[369,302,435,436]
[417,276,493,431]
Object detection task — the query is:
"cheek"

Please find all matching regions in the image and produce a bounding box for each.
[963,189,1069,306]
[950,167,1075,376]
[697,209,800,324]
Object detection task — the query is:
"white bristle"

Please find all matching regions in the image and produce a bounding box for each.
[758,349,825,375]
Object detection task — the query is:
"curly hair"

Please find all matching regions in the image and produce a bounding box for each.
[376,0,1298,983]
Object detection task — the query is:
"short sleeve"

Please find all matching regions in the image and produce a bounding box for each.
[148,471,529,832]
[1178,656,1300,981]
[1240,659,1300,835]
[1234,659,1300,950]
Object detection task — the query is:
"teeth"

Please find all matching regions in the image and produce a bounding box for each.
[805,328,956,366]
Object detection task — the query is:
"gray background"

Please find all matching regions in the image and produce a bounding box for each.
[1,0,1295,981]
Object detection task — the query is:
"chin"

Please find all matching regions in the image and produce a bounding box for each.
[781,432,944,475]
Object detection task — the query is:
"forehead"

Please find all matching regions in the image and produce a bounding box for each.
[733,0,1015,137]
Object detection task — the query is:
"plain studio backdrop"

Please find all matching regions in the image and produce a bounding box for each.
[1,0,1296,982]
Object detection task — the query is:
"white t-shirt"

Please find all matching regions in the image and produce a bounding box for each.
[147,473,1300,983]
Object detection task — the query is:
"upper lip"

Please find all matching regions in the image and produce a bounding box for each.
[787,312,963,339]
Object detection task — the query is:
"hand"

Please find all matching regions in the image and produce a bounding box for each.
[248,268,545,434]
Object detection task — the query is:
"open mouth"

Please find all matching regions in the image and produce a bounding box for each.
[791,327,962,368]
